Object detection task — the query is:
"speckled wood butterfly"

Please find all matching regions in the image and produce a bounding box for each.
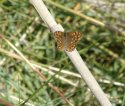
[54,31,82,52]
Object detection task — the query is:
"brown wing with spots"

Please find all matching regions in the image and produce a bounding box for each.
[54,31,65,51]
[66,32,82,52]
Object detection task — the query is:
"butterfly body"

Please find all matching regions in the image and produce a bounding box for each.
[54,31,82,52]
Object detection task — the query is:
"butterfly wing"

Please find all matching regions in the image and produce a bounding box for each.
[66,32,82,52]
[54,31,65,51]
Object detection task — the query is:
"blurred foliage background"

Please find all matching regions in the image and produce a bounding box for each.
[0,0,125,106]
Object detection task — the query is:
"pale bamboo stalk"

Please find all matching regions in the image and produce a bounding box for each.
[29,0,112,106]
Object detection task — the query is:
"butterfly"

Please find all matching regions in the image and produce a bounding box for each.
[54,31,82,52]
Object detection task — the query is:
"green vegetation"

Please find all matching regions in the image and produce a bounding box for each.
[0,0,125,106]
